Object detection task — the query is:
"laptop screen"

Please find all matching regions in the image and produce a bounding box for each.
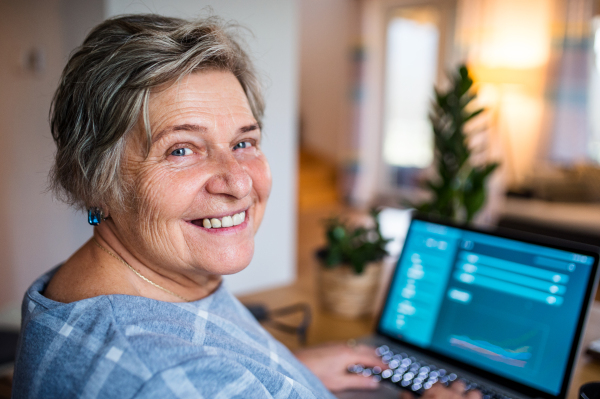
[378,218,598,396]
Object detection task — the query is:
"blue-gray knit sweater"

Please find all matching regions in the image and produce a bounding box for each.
[12,267,335,399]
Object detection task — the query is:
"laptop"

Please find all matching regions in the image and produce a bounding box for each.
[339,214,600,399]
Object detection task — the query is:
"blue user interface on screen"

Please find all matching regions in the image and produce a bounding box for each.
[378,220,595,395]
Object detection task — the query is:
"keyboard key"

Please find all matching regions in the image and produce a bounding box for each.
[371,347,508,398]
[376,345,389,356]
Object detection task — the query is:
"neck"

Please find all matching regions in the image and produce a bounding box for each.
[92,222,221,302]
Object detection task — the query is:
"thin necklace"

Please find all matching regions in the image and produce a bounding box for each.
[92,238,191,302]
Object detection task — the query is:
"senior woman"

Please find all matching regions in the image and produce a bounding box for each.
[12,14,480,399]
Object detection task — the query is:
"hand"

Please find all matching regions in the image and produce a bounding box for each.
[402,381,483,399]
[294,342,386,392]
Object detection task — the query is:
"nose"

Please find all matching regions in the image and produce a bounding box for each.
[204,151,252,199]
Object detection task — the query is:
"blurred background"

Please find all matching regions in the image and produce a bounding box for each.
[2,0,600,310]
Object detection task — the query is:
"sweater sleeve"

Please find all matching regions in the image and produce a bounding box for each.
[131,355,322,399]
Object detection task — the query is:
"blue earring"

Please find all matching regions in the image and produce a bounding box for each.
[88,207,104,226]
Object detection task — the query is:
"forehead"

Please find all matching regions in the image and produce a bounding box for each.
[147,70,255,130]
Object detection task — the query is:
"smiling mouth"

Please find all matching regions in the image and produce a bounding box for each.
[192,210,246,229]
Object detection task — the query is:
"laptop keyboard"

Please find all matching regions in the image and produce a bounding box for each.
[347,345,513,399]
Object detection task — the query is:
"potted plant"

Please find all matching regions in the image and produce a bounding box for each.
[411,65,499,223]
[316,209,390,318]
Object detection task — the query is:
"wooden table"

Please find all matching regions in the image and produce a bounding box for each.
[239,281,600,399]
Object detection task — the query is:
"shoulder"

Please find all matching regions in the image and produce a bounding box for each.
[13,274,333,399]
[13,284,153,398]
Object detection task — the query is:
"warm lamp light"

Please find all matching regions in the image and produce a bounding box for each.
[456,0,554,189]
[458,0,553,70]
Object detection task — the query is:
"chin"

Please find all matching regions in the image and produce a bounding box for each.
[195,241,255,276]
[215,262,251,276]
[204,259,252,276]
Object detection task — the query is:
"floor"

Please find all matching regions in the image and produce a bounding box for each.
[296,150,343,285]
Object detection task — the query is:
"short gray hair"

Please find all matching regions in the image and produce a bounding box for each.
[50,14,264,211]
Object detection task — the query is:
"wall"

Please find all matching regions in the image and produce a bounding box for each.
[106,0,300,295]
[298,0,354,165]
[0,0,299,308]
[0,0,103,308]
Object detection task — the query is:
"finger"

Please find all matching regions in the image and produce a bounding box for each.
[352,344,379,356]
[345,346,386,367]
[348,353,387,368]
[424,383,448,399]
[332,375,380,392]
[401,390,416,399]
[450,380,467,395]
[352,345,389,365]
[466,389,483,399]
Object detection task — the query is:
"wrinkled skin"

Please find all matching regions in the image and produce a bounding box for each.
[46,70,271,303]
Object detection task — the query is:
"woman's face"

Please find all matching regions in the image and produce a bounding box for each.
[112,70,271,278]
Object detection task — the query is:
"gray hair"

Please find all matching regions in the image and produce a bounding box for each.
[50,14,264,212]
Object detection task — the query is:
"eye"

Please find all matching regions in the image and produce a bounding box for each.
[233,141,253,151]
[170,147,193,157]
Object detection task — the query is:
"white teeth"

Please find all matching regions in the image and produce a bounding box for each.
[221,216,233,227]
[232,213,242,226]
[202,211,246,229]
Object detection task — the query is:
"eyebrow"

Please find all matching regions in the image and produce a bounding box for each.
[240,123,260,134]
[151,123,260,145]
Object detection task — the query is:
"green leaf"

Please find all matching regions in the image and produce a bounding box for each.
[409,64,500,223]
[464,108,484,123]
[319,208,390,274]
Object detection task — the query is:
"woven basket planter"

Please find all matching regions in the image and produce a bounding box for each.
[317,261,383,319]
